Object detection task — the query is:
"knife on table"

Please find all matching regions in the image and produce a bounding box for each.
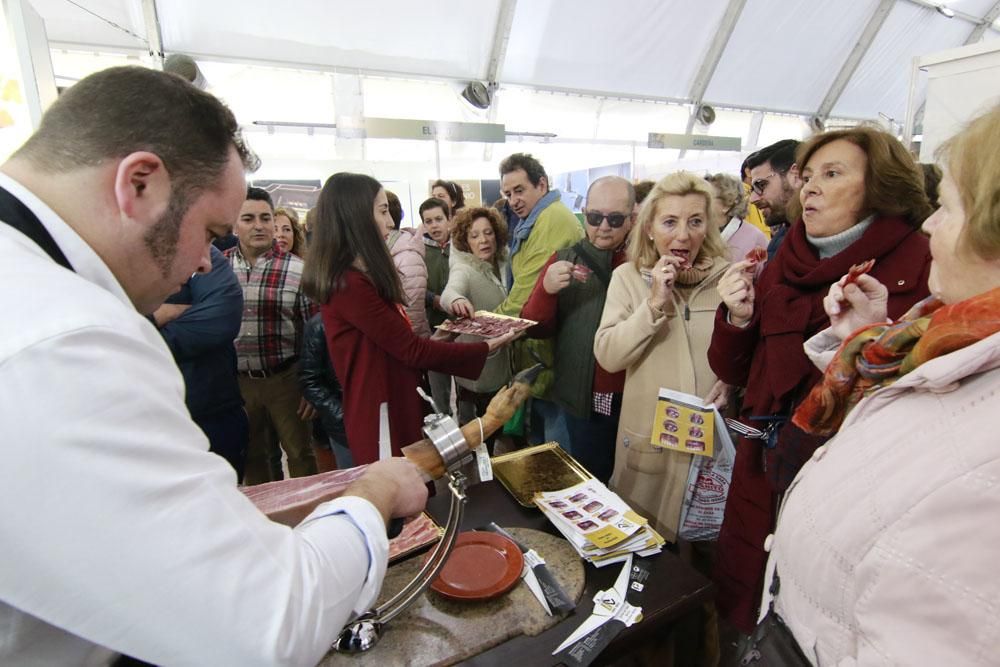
[551,554,651,665]
[481,522,575,616]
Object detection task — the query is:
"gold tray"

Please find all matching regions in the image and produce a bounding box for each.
[491,442,594,508]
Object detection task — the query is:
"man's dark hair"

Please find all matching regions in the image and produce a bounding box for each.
[15,66,258,200]
[634,180,656,205]
[419,197,451,220]
[303,173,403,305]
[246,186,274,211]
[385,190,403,228]
[745,139,799,175]
[499,152,548,189]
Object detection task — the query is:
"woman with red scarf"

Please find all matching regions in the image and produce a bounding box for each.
[708,127,933,633]
[759,104,1000,666]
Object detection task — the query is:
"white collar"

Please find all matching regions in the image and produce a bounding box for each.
[720,217,742,242]
[0,171,133,308]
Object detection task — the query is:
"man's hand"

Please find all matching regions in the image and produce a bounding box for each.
[297,397,317,421]
[344,458,429,525]
[542,260,574,295]
[824,273,889,340]
[152,303,191,327]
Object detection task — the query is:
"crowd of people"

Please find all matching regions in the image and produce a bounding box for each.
[1,65,998,665]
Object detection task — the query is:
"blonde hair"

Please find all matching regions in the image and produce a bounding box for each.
[705,172,749,220]
[274,207,306,256]
[938,104,1000,260]
[629,171,728,269]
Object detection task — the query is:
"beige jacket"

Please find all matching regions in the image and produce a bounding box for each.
[766,329,1000,665]
[440,248,511,393]
[594,258,728,539]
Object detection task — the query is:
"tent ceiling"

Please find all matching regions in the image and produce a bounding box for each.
[28,0,1000,123]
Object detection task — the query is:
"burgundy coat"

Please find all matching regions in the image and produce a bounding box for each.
[322,269,488,465]
[708,216,931,632]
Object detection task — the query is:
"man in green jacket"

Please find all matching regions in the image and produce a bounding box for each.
[495,153,583,445]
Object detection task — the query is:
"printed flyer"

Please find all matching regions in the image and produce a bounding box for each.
[650,388,719,457]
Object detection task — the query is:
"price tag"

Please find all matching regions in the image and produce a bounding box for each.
[475,442,493,482]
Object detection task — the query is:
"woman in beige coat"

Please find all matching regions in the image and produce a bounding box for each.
[594,172,730,540]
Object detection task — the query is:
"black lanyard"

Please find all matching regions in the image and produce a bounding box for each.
[0,184,74,271]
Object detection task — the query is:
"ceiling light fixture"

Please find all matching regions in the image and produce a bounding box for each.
[936,5,956,18]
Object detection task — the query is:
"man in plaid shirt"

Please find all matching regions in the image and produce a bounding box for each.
[225,187,318,484]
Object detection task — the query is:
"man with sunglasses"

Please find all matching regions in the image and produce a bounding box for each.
[745,139,801,260]
[521,176,635,482]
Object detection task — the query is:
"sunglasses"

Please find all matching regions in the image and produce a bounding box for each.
[584,211,630,229]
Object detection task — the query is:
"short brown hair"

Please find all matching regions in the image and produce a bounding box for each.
[15,66,257,200]
[451,207,508,256]
[796,126,932,228]
[938,104,1000,260]
[629,172,727,270]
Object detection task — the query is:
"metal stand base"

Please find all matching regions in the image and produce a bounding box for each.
[334,471,468,654]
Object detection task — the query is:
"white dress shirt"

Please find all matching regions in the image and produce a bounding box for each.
[0,172,387,666]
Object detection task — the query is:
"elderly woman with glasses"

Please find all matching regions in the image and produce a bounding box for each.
[708,127,934,634]
[755,103,1000,666]
[594,172,731,539]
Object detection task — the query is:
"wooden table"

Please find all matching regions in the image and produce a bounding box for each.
[424,480,714,666]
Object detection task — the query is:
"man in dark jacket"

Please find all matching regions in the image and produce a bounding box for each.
[520,176,634,482]
[153,245,248,479]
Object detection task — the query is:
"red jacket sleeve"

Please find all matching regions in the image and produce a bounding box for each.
[521,253,560,339]
[336,272,488,379]
[707,303,761,388]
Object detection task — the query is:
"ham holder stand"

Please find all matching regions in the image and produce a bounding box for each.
[334,363,543,653]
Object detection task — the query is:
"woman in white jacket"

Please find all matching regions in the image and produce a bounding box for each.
[762,105,1000,665]
[441,207,511,450]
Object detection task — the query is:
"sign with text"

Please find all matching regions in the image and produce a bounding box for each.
[648,132,741,151]
[365,117,506,143]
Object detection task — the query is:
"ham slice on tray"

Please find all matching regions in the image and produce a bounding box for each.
[241,467,443,562]
[438,311,535,337]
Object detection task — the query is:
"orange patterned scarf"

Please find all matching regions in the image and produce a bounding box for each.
[793,286,1000,436]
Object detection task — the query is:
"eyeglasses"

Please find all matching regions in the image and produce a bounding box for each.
[750,172,783,196]
[584,211,629,229]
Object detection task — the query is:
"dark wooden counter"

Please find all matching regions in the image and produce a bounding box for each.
[425,480,714,666]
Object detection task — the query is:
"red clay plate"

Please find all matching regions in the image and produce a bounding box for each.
[429,530,524,601]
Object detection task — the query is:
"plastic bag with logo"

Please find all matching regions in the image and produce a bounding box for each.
[677,419,735,541]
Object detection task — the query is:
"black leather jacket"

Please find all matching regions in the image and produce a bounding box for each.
[299,314,347,443]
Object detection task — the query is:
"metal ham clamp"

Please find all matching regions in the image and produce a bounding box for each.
[334,363,544,653]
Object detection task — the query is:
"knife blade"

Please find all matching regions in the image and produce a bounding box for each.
[483,522,575,615]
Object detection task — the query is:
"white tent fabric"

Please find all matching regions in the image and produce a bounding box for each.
[29,0,1000,122]
[14,0,1000,181]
